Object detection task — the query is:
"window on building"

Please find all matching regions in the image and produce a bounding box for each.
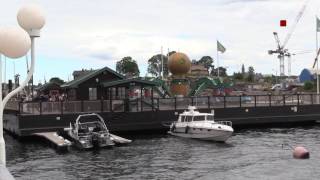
[89,88,97,100]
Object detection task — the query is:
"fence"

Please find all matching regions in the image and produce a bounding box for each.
[4,94,320,115]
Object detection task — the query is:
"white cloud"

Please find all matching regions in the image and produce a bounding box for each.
[1,0,320,81]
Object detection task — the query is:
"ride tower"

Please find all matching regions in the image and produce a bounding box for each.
[168,52,191,96]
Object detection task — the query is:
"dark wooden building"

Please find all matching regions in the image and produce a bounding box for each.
[36,82,63,97]
[61,66,124,100]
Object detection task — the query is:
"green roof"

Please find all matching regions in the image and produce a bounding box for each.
[61,66,124,88]
[102,78,158,88]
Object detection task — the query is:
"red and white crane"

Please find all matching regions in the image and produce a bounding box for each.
[268,0,309,77]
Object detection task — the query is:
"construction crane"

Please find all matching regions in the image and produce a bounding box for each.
[285,50,313,76]
[268,0,309,77]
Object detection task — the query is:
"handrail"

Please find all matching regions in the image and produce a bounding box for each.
[7,94,320,115]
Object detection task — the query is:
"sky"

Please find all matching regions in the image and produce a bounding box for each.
[1,0,320,84]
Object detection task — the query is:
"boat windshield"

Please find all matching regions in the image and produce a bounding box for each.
[193,116,205,121]
[206,115,214,121]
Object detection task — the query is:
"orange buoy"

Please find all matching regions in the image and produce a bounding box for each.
[293,146,310,159]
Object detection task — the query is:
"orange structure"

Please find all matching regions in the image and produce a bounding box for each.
[168,52,191,96]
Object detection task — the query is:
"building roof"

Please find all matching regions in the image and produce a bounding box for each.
[61,66,124,88]
[102,78,158,88]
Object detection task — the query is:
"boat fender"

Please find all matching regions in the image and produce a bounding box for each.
[293,146,310,159]
[185,126,190,134]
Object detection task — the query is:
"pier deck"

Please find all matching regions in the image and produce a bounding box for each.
[33,132,71,151]
[4,94,320,137]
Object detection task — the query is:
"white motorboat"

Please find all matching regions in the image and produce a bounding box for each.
[168,106,233,142]
[65,113,115,149]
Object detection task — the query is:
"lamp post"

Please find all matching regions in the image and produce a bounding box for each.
[0,4,45,166]
[0,27,31,166]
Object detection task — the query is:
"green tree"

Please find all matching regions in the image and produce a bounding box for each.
[233,72,244,80]
[49,77,65,85]
[247,66,255,82]
[198,56,214,69]
[147,54,168,77]
[303,81,313,91]
[116,56,140,77]
[241,64,245,74]
[168,51,176,56]
[211,67,227,77]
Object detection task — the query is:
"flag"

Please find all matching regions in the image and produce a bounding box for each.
[317,17,320,32]
[217,41,226,53]
[280,20,287,27]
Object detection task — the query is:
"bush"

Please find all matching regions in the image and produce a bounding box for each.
[303,81,314,91]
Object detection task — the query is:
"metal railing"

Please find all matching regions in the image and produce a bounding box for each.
[4,94,320,115]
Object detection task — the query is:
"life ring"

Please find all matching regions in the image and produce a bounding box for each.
[185,126,190,134]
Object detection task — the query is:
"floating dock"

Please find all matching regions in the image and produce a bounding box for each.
[33,132,71,151]
[110,133,132,145]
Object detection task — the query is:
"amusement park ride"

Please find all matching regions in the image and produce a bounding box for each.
[153,52,232,97]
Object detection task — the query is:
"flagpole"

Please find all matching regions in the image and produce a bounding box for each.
[217,43,220,78]
[316,16,319,103]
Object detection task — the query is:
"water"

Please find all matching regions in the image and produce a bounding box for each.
[5,126,320,180]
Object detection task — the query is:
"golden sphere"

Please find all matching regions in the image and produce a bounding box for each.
[168,52,191,75]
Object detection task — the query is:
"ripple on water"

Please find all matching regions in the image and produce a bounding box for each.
[5,126,320,180]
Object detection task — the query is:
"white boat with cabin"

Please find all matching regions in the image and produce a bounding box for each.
[168,106,233,142]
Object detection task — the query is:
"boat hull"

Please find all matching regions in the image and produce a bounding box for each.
[168,128,233,142]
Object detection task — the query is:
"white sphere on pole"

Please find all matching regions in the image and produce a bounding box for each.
[0,27,31,58]
[17,4,46,31]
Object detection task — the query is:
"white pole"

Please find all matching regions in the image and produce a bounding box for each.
[0,54,4,166]
[316,17,319,103]
[161,46,163,79]
[0,37,36,166]
[3,37,35,106]
[217,49,220,78]
[4,57,6,95]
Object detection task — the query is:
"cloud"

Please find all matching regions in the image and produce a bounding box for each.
[1,0,320,82]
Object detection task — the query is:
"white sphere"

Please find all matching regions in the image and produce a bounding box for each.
[0,27,31,58]
[17,4,46,31]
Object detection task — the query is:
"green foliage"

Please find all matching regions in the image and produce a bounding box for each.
[49,77,65,85]
[211,67,227,77]
[241,64,245,74]
[147,54,168,77]
[233,72,244,80]
[167,51,176,56]
[303,81,314,91]
[197,56,214,69]
[116,56,140,77]
[247,66,255,82]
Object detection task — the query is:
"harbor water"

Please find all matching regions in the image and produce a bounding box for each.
[6,126,320,180]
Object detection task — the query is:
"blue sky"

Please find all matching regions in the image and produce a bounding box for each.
[1,0,320,84]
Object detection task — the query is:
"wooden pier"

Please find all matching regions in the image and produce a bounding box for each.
[3,94,320,137]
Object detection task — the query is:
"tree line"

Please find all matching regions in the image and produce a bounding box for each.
[115,52,229,78]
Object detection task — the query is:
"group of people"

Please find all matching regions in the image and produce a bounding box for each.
[20,93,68,102]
